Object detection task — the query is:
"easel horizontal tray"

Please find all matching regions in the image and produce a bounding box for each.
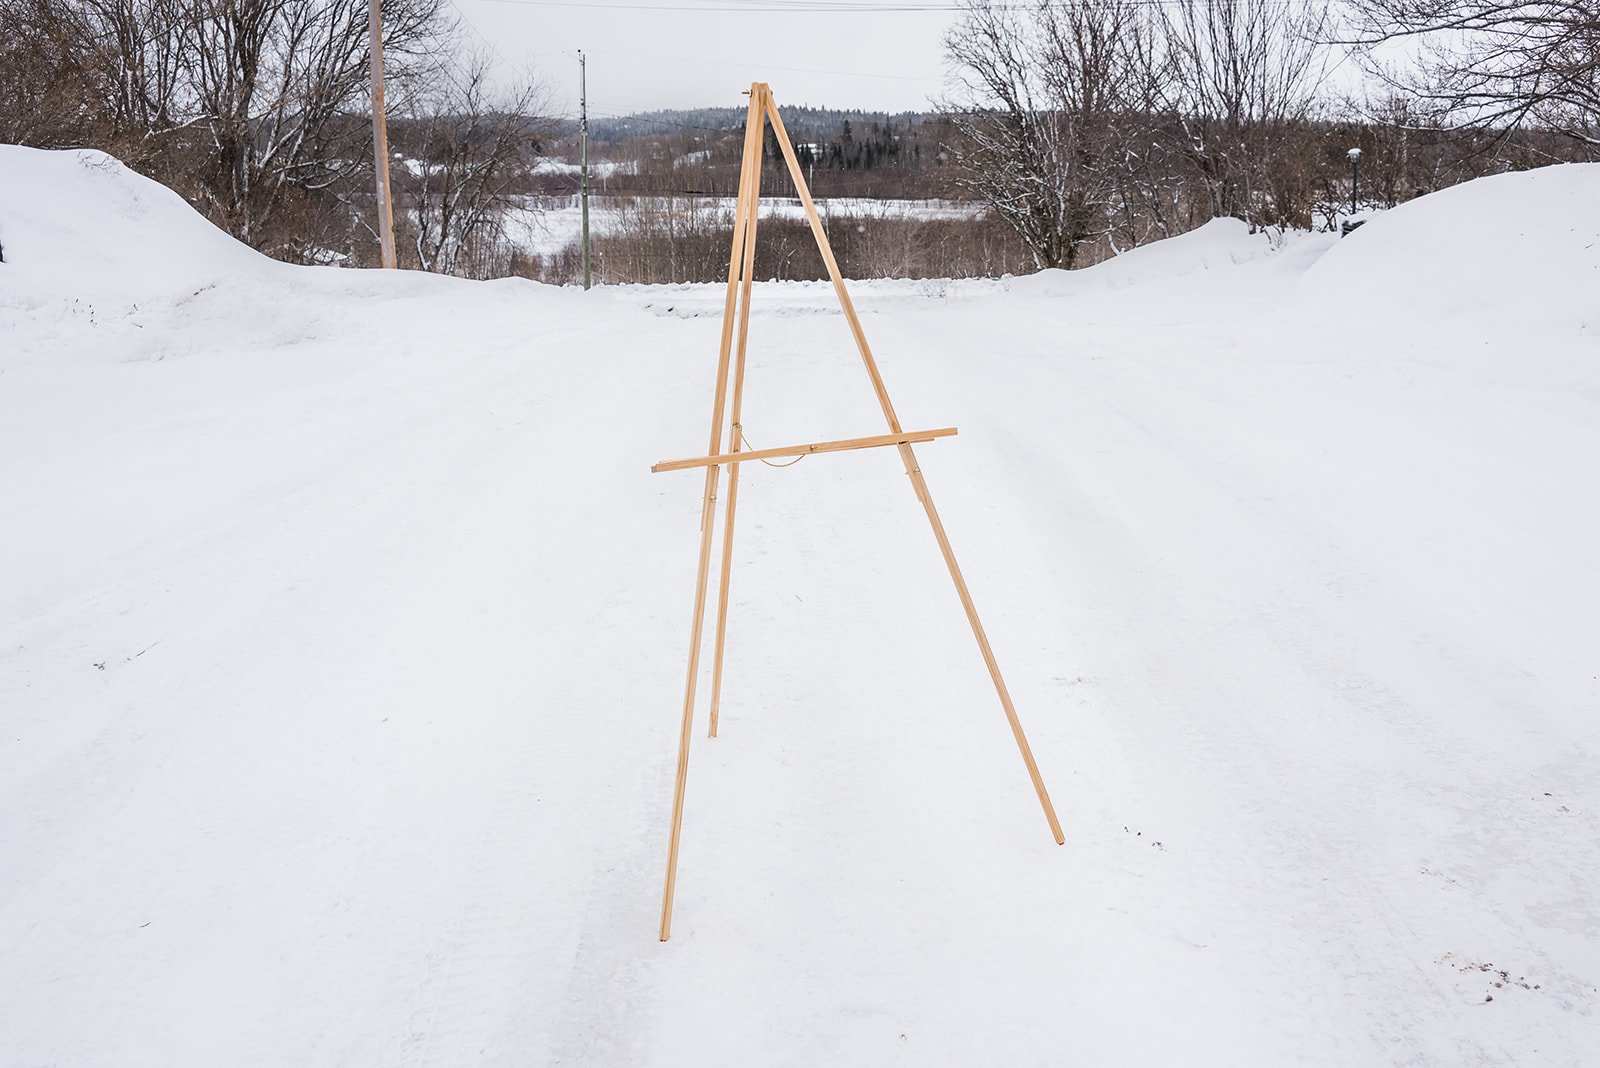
[651,427,957,474]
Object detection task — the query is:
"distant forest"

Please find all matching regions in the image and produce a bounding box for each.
[544,107,962,200]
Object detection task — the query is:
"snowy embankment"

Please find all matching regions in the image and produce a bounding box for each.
[2,146,1598,1065]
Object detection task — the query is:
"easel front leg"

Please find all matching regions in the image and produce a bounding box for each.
[660,463,724,941]
[709,84,768,739]
[897,442,1065,844]
[659,84,768,942]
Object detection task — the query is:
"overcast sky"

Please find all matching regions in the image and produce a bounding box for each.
[449,0,961,118]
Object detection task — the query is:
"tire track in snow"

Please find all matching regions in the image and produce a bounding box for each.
[877,298,1577,1061]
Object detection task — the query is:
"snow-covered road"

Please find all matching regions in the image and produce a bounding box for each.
[3,148,1597,1065]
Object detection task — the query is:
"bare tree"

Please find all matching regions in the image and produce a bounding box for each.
[1157,0,1334,228]
[1,0,450,260]
[942,0,1158,268]
[392,54,551,276]
[178,0,448,256]
[1347,0,1600,152]
[0,0,116,145]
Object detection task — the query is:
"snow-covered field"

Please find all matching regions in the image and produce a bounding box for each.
[506,193,983,258]
[2,146,1598,1065]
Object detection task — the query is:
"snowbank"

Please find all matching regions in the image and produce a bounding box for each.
[1006,163,1599,332]
[0,145,571,371]
[1008,217,1337,299]
[1301,163,1600,337]
[0,146,275,305]
[532,156,635,179]
[0,146,326,371]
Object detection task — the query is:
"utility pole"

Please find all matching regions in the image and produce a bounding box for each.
[579,50,592,290]
[367,0,397,268]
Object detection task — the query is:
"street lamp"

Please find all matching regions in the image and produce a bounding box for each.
[1347,147,1362,217]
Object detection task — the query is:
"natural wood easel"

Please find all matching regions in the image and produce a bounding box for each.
[655,84,1064,942]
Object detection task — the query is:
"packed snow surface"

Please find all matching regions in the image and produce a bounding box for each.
[3,147,1599,1065]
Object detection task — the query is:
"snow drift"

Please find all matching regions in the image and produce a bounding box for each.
[0,146,596,372]
[1302,163,1600,337]
[1009,217,1337,299]
[0,147,271,304]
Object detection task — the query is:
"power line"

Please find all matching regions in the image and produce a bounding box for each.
[470,0,1318,9]
[574,47,942,83]
[469,0,975,10]
[442,0,528,76]
[472,1,962,9]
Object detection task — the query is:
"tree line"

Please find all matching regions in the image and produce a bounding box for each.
[0,0,551,272]
[940,0,1598,268]
[3,0,1595,279]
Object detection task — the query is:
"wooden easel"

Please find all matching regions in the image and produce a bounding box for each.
[653,84,1064,941]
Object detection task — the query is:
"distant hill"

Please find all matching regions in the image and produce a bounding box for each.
[592,106,940,144]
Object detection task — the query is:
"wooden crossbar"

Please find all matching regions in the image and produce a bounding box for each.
[651,427,957,473]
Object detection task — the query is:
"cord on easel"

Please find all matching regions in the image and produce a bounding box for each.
[736,424,806,468]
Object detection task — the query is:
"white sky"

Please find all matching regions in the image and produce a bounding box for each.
[447,0,960,118]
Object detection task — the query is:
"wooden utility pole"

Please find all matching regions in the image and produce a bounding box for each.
[368,0,397,269]
[579,50,592,289]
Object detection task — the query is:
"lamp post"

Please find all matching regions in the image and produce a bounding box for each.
[1347,147,1362,218]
